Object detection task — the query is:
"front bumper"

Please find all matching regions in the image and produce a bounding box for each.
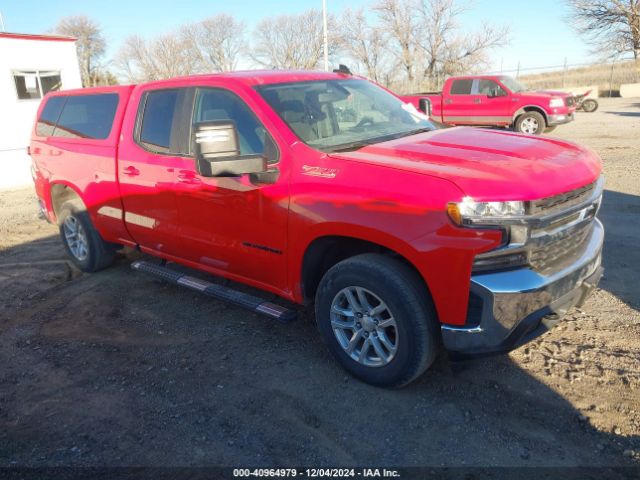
[547,112,575,126]
[442,219,604,356]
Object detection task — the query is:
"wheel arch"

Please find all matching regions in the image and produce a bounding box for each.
[299,234,434,313]
[50,182,86,223]
[513,105,548,123]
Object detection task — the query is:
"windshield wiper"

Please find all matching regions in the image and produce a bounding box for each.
[326,128,433,153]
[387,127,433,140]
[325,140,376,152]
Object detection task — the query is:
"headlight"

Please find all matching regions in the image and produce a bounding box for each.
[549,98,564,108]
[447,198,530,272]
[447,197,525,226]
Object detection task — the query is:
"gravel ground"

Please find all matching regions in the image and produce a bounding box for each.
[0,98,638,469]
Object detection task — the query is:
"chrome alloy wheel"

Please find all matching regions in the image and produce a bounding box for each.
[330,286,398,367]
[520,116,539,134]
[63,216,89,261]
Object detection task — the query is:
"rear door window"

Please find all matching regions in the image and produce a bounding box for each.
[138,89,182,154]
[449,79,473,95]
[36,96,66,137]
[53,94,119,139]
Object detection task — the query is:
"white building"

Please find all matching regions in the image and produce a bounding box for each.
[0,32,82,190]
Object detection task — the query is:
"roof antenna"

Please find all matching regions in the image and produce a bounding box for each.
[333,64,352,75]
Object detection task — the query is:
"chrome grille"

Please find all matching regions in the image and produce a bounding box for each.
[529,221,594,274]
[529,181,596,215]
[473,178,602,275]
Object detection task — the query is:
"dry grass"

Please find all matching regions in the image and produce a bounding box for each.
[520,60,639,96]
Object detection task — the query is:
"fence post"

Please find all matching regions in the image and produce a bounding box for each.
[609,60,615,97]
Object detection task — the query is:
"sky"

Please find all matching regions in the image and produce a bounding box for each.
[0,0,592,74]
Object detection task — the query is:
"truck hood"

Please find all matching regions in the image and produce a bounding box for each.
[329,127,601,201]
[520,89,573,99]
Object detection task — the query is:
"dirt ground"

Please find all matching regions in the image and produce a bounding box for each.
[0,98,638,469]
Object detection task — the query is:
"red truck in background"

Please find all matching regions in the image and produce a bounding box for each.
[402,75,576,135]
[30,70,603,387]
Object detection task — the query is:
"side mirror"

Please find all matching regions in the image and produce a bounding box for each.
[193,121,266,177]
[487,87,506,98]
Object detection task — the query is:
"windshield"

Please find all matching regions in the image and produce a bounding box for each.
[500,76,528,93]
[256,79,435,152]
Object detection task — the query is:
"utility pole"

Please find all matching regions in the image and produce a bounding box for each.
[322,0,329,71]
[0,11,6,32]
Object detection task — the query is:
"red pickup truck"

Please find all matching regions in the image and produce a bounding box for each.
[402,75,576,135]
[30,70,603,387]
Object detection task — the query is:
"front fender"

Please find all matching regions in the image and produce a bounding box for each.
[513,104,548,119]
[287,184,504,326]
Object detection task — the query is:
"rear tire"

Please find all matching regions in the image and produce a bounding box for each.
[515,111,546,135]
[315,254,439,388]
[58,201,118,272]
[582,99,598,113]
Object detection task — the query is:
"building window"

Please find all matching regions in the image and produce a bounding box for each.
[13,70,62,100]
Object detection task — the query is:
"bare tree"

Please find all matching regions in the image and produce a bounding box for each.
[52,16,106,87]
[416,0,508,86]
[183,14,246,72]
[115,13,246,81]
[251,9,341,69]
[415,0,464,81]
[374,0,420,84]
[375,0,508,91]
[340,8,391,83]
[90,67,119,86]
[568,1,640,70]
[115,31,201,82]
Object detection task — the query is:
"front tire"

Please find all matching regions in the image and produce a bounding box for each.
[515,111,546,135]
[315,254,439,387]
[58,201,118,272]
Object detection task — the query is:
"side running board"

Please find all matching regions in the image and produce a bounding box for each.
[131,260,296,323]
